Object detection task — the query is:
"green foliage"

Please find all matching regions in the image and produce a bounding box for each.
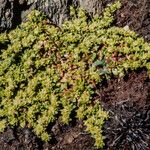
[0,1,150,149]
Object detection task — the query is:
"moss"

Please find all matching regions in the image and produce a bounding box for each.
[0,1,150,149]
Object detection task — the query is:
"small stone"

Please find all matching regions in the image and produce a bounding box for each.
[0,129,15,143]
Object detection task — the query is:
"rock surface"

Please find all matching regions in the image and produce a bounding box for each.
[0,0,35,32]
[0,0,149,42]
[0,0,113,32]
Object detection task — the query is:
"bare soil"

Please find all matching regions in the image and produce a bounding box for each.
[99,69,150,150]
[115,0,150,42]
[0,0,150,150]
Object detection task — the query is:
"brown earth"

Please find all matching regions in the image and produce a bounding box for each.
[99,69,150,150]
[0,0,150,150]
[115,0,150,42]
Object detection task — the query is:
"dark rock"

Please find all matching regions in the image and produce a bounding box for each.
[0,0,14,32]
[0,128,15,143]
[0,0,110,31]
[33,0,105,26]
[0,0,33,32]
[0,0,150,42]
